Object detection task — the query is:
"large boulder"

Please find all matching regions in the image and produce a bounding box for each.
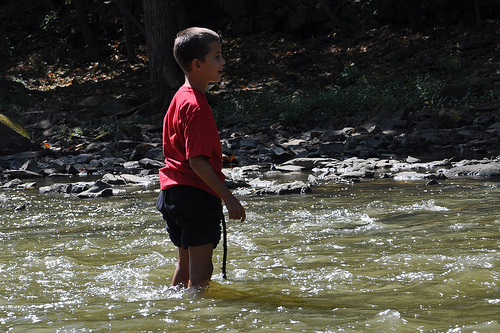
[0,113,32,154]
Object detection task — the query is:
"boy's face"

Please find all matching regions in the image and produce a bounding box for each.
[198,41,225,83]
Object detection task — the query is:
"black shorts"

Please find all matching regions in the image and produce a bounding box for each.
[156,185,223,249]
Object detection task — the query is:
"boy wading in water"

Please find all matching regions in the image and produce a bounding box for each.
[156,27,246,289]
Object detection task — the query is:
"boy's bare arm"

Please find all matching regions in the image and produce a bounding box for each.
[189,155,246,222]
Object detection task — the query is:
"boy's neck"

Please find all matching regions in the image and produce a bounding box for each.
[183,75,207,94]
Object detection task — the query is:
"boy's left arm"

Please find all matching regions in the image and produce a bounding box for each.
[189,155,246,222]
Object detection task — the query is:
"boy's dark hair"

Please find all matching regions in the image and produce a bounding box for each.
[173,27,220,73]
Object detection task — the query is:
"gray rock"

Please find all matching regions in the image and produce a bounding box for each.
[46,159,67,173]
[21,160,39,172]
[225,178,250,189]
[314,142,344,157]
[253,181,311,195]
[33,119,53,130]
[114,140,142,150]
[39,182,96,195]
[274,165,305,173]
[282,157,335,170]
[271,146,293,163]
[75,95,103,109]
[280,139,308,149]
[288,145,308,156]
[487,122,500,130]
[139,158,164,169]
[102,173,127,185]
[71,154,94,164]
[20,182,37,189]
[339,169,375,179]
[89,159,102,168]
[1,178,23,188]
[76,180,113,198]
[39,183,75,195]
[307,174,319,186]
[321,129,347,141]
[120,174,153,184]
[85,142,107,153]
[72,182,93,193]
[123,161,140,169]
[439,162,500,179]
[15,204,27,211]
[41,168,60,176]
[3,169,42,179]
[406,156,421,163]
[240,137,262,148]
[0,152,33,169]
[143,147,164,160]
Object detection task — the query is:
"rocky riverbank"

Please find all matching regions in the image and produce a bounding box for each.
[2,150,500,201]
[2,97,500,200]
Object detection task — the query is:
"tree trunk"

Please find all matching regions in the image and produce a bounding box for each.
[173,0,189,31]
[121,8,135,62]
[114,0,146,37]
[474,0,482,27]
[73,0,95,47]
[398,0,424,32]
[141,0,183,115]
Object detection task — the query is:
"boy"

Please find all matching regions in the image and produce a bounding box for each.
[156,27,246,289]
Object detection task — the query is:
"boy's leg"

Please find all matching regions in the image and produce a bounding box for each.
[158,186,221,288]
[172,247,189,287]
[187,243,214,287]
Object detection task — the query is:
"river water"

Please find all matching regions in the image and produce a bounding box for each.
[1,175,499,332]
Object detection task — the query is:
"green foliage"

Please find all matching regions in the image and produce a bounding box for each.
[69,126,84,139]
[438,55,462,72]
[0,99,18,114]
[213,72,499,128]
[0,82,30,116]
[92,116,147,139]
[41,11,60,32]
[339,62,366,85]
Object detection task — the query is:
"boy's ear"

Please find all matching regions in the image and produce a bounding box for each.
[191,59,202,71]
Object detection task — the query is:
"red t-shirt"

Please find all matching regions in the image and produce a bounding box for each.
[159,85,224,198]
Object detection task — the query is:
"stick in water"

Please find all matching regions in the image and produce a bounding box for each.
[222,215,227,279]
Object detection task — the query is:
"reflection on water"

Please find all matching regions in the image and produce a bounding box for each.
[1,178,500,332]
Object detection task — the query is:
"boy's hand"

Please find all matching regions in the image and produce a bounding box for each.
[224,195,246,222]
[189,155,246,222]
